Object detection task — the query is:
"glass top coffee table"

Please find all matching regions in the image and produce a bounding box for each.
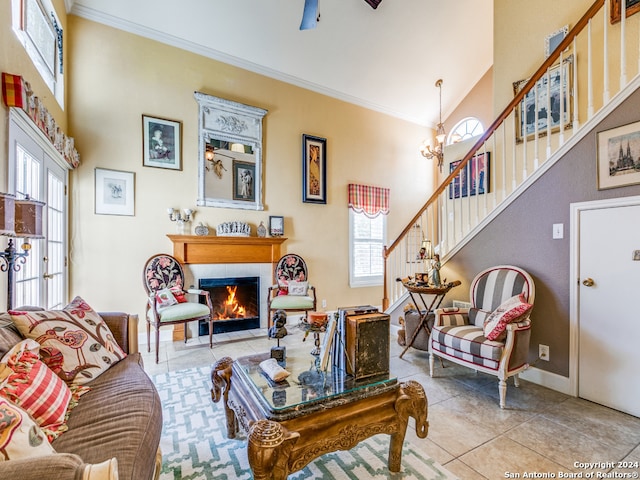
[211,353,429,480]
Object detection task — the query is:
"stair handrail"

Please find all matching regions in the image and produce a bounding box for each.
[383,0,605,310]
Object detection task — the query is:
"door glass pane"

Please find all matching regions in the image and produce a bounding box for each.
[14,144,43,308]
[46,169,65,309]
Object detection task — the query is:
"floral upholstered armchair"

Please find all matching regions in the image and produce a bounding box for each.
[429,265,535,408]
[143,254,214,363]
[267,254,317,328]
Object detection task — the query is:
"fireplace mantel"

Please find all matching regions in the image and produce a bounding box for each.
[167,235,287,265]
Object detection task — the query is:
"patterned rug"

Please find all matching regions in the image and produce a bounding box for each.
[152,366,458,480]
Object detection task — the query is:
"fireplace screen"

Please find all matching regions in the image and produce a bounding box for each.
[198,276,260,334]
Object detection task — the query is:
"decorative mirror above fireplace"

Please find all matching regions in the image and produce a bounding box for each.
[195,92,267,210]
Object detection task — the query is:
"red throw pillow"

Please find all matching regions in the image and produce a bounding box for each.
[483,293,533,341]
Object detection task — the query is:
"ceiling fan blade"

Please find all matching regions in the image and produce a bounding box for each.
[300,0,319,30]
[364,0,382,8]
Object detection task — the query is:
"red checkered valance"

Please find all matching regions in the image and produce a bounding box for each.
[348,183,390,218]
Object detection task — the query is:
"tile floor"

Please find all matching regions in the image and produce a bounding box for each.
[139,326,640,480]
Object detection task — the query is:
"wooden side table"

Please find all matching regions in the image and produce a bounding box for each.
[397,278,461,359]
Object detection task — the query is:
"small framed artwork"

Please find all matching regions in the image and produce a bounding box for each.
[95,168,135,216]
[269,216,284,236]
[513,55,574,143]
[232,160,256,201]
[545,25,568,58]
[142,115,182,170]
[611,0,640,24]
[449,152,491,199]
[302,134,327,204]
[596,120,640,190]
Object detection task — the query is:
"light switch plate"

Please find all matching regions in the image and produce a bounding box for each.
[552,223,564,239]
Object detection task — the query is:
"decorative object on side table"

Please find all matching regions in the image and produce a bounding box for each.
[194,222,209,236]
[257,221,267,238]
[268,310,288,363]
[299,313,327,357]
[216,221,250,236]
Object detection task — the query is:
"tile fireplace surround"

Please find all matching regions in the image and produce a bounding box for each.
[167,235,287,334]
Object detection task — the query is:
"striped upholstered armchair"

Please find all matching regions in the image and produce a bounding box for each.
[429,265,535,408]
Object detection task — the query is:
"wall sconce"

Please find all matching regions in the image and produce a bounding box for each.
[419,79,446,172]
[0,192,45,310]
[167,208,193,235]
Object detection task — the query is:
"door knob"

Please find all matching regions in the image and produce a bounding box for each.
[582,278,594,287]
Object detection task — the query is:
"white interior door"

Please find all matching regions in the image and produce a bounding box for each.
[578,202,640,417]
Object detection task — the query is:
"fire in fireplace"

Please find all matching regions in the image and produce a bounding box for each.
[198,276,260,334]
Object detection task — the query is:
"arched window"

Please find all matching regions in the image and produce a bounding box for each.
[447,117,484,145]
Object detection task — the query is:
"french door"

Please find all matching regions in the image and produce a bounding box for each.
[9,110,68,309]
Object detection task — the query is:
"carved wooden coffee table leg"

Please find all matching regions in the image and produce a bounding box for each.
[389,380,429,472]
[210,356,236,438]
[248,420,299,480]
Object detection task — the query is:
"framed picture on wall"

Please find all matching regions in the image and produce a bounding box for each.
[95,168,135,216]
[449,152,491,199]
[545,25,568,58]
[596,120,640,190]
[302,134,327,204]
[611,0,640,24]
[142,115,182,170]
[513,55,574,143]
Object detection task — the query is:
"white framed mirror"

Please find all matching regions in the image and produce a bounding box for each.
[195,92,267,210]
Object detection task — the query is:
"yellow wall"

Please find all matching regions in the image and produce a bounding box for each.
[65,16,434,318]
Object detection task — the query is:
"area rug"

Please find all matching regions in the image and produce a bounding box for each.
[152,366,458,480]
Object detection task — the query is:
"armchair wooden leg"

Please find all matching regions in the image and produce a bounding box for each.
[429,352,435,377]
[183,323,188,344]
[147,321,151,353]
[155,324,160,364]
[208,320,213,348]
[514,374,520,388]
[498,379,507,409]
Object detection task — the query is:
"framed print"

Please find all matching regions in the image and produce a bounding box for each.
[142,115,182,170]
[545,25,568,58]
[232,160,256,201]
[513,55,573,142]
[302,134,327,204]
[596,120,640,190]
[449,152,491,199]
[269,216,284,236]
[611,0,640,24]
[95,168,135,216]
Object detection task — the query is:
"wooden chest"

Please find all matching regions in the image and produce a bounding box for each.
[344,312,390,380]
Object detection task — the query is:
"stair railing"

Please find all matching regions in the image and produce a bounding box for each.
[383,0,637,310]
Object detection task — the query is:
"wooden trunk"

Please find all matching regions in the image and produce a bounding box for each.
[345,312,390,380]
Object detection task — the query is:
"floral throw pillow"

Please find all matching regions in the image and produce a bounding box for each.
[0,397,56,461]
[9,296,127,385]
[0,339,72,438]
[482,293,533,341]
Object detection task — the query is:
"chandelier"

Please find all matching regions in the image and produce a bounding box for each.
[419,79,446,172]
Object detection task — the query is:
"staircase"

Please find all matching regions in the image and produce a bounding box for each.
[383,0,639,312]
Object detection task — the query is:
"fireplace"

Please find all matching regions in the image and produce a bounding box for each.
[198,276,260,334]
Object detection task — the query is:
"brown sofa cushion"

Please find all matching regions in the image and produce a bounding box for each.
[52,352,162,480]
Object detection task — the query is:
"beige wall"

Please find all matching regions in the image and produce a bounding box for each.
[64,16,435,319]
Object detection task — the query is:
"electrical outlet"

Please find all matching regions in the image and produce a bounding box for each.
[539,344,550,361]
[322,299,327,308]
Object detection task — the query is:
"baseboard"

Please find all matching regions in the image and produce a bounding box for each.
[519,366,572,396]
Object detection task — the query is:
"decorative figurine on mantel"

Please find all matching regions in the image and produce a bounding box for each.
[268,309,288,363]
[257,221,267,238]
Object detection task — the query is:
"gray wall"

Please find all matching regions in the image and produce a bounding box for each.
[441,87,640,378]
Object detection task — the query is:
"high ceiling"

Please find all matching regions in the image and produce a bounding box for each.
[67,0,493,128]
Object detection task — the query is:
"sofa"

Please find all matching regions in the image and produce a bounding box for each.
[0,310,163,480]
